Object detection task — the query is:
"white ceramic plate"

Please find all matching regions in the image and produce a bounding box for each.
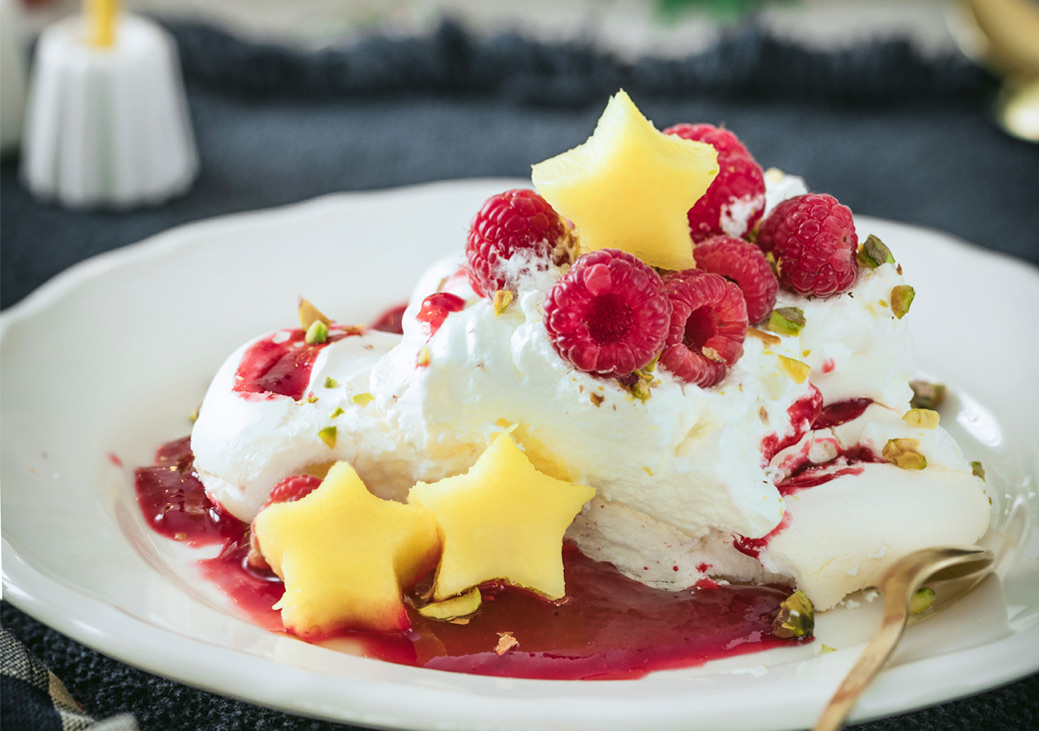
[3,180,1038,731]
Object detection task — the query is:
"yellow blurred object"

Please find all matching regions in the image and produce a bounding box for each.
[86,0,119,48]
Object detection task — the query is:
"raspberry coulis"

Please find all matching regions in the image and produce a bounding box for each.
[135,438,805,680]
[416,292,466,337]
[234,328,354,401]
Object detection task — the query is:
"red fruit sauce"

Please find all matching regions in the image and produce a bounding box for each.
[234,327,357,401]
[813,398,873,430]
[416,292,466,337]
[134,438,806,680]
[372,303,408,335]
[760,386,823,462]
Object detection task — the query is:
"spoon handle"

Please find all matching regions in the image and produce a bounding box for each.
[812,591,911,731]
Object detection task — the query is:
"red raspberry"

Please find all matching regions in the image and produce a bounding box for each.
[466,189,576,297]
[664,124,766,242]
[543,249,671,377]
[267,474,322,506]
[694,236,778,324]
[757,194,858,297]
[416,292,465,337]
[659,270,748,388]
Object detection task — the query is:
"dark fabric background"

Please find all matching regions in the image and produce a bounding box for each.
[2,18,1037,730]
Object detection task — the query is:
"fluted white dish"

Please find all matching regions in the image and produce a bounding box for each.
[21,14,197,209]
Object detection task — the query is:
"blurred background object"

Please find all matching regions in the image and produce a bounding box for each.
[949,0,1039,141]
[20,3,198,208]
[0,0,28,153]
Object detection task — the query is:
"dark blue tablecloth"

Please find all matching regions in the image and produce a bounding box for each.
[2,18,1037,730]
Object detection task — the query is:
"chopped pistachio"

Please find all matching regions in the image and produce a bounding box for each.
[298,297,332,330]
[492,289,514,315]
[767,307,806,336]
[631,378,652,402]
[417,587,481,621]
[416,346,432,367]
[890,285,915,319]
[305,319,329,345]
[352,392,374,406]
[909,587,936,616]
[495,631,520,655]
[188,405,201,424]
[701,346,725,363]
[329,406,345,418]
[777,355,811,383]
[971,461,986,481]
[771,590,815,639]
[819,644,836,655]
[590,392,604,407]
[317,426,337,448]
[910,380,946,410]
[883,438,927,470]
[902,408,940,429]
[856,234,896,269]
[747,327,782,346]
[323,376,339,389]
[305,394,319,404]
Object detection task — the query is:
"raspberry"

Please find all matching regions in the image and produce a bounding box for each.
[267,474,322,506]
[757,194,858,297]
[659,270,748,388]
[694,236,778,324]
[466,188,576,297]
[664,124,766,242]
[543,249,671,377]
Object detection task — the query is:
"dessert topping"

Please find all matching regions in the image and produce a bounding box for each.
[267,474,322,506]
[890,285,915,319]
[902,408,939,429]
[693,235,779,323]
[417,587,482,621]
[323,377,338,388]
[909,587,936,615]
[767,306,806,337]
[757,193,859,297]
[777,355,811,383]
[407,434,595,602]
[770,590,815,639]
[659,269,748,387]
[971,461,986,481]
[495,632,520,655]
[304,320,329,345]
[297,297,332,330]
[352,392,374,406]
[492,289,514,315]
[909,380,946,409]
[317,426,337,448]
[417,292,466,337]
[252,461,441,636]
[856,234,895,269]
[663,124,766,243]
[531,90,718,271]
[465,188,576,296]
[543,249,671,378]
[883,438,927,470]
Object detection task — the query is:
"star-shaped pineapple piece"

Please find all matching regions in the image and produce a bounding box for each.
[254,461,440,638]
[408,433,596,601]
[531,90,718,271]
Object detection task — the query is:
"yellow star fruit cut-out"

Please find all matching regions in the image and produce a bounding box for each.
[531,89,718,271]
[407,433,596,602]
[254,461,440,638]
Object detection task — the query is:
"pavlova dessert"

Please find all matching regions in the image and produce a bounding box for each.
[137,91,991,678]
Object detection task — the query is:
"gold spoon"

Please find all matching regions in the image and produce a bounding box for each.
[812,545,996,731]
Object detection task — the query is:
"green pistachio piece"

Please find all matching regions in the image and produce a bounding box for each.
[971,461,986,481]
[883,438,927,470]
[767,307,806,336]
[771,590,815,639]
[352,392,374,406]
[305,319,329,345]
[819,644,836,655]
[909,587,936,616]
[416,346,432,367]
[318,426,337,448]
[324,377,339,389]
[902,408,939,429]
[909,380,946,410]
[329,406,345,418]
[856,234,896,269]
[492,289,514,315]
[890,285,915,319]
[188,405,201,424]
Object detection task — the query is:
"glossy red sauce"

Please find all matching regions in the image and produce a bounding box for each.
[814,398,873,430]
[233,328,353,401]
[134,437,242,546]
[136,438,806,679]
[778,446,883,495]
[733,512,792,559]
[371,303,408,335]
[416,292,465,337]
[760,385,823,462]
